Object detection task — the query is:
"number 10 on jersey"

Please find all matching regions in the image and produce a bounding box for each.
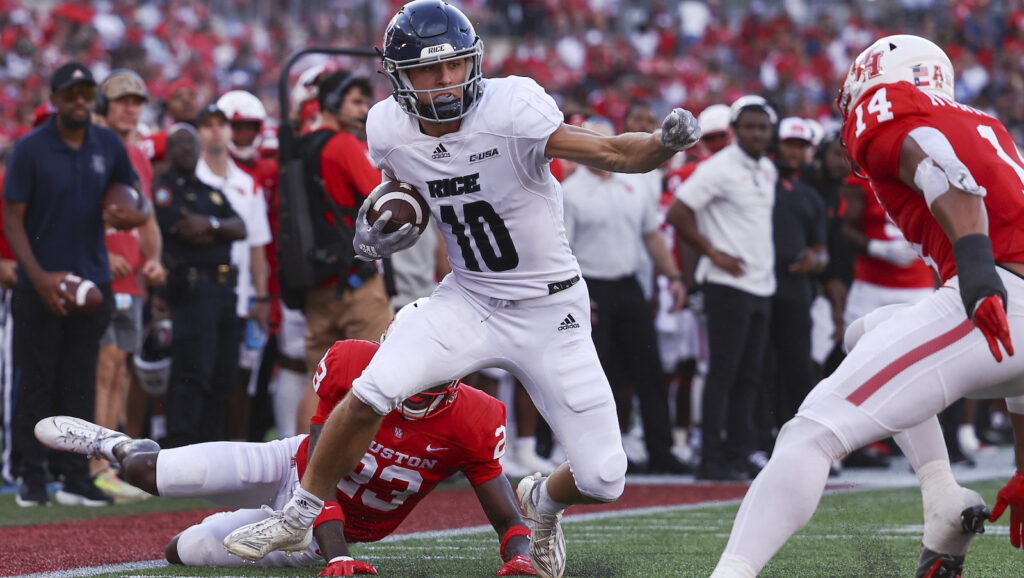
[440,200,520,272]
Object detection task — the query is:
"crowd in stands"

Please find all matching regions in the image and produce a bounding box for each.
[1,0,1022,501]
[3,0,1024,152]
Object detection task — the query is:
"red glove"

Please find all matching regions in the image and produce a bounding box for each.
[319,556,378,576]
[990,471,1024,548]
[973,295,1014,362]
[497,554,537,576]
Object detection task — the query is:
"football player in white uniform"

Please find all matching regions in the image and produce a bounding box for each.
[221,2,700,577]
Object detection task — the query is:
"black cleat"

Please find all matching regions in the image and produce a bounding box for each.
[960,504,991,534]
[916,546,963,578]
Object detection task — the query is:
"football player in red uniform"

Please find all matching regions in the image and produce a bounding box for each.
[710,35,1024,578]
[35,302,536,576]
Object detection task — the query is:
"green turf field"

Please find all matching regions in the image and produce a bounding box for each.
[53,480,1017,578]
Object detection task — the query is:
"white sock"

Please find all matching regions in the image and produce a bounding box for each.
[150,415,167,441]
[99,433,130,462]
[274,369,307,439]
[917,459,982,556]
[894,417,948,472]
[709,553,758,578]
[536,478,569,516]
[515,436,537,455]
[283,486,323,529]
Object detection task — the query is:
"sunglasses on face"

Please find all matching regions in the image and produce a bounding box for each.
[59,84,97,102]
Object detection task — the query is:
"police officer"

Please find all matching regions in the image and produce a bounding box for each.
[154,123,246,447]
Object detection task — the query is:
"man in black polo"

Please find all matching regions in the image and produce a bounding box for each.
[3,62,138,507]
[153,123,246,447]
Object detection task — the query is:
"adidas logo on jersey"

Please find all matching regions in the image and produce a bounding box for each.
[557,313,580,332]
[431,143,451,160]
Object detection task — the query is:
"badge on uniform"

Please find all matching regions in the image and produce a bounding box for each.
[210,191,224,206]
[92,154,105,176]
[394,427,404,439]
[154,187,172,207]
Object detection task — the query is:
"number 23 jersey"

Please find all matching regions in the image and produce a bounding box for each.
[843,81,1024,282]
[295,339,507,543]
[367,76,581,300]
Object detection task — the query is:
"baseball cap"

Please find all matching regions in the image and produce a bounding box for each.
[166,77,198,98]
[729,95,777,126]
[194,103,228,125]
[697,104,730,135]
[778,117,813,143]
[50,62,96,93]
[103,71,149,102]
[581,116,614,137]
[33,102,56,127]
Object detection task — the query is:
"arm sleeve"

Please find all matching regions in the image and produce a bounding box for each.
[2,143,32,203]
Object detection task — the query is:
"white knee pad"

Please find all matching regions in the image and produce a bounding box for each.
[175,523,239,566]
[775,417,848,463]
[573,448,627,503]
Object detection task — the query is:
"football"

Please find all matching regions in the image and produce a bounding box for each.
[59,274,103,315]
[366,181,430,234]
[103,182,149,230]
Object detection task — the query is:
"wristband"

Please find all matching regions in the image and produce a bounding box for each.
[952,234,1005,317]
[500,525,531,560]
[313,501,345,528]
[328,556,354,564]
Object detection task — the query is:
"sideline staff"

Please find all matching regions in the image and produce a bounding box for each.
[154,124,246,447]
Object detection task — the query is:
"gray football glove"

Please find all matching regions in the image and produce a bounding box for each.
[660,108,702,152]
[352,192,421,261]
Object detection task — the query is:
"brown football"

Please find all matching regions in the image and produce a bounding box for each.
[103,182,149,230]
[366,181,430,234]
[59,274,103,315]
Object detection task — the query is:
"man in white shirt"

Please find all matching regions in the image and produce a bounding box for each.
[666,95,777,482]
[195,104,272,439]
[563,117,690,474]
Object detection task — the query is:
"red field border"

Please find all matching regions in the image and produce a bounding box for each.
[5,480,756,576]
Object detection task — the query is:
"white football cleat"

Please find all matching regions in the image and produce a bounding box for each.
[223,505,312,561]
[34,416,128,462]
[517,473,566,578]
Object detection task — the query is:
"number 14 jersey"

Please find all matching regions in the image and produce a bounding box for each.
[843,81,1024,282]
[367,76,581,300]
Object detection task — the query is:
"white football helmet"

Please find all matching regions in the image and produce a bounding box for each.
[381,298,460,420]
[837,34,954,120]
[216,90,267,160]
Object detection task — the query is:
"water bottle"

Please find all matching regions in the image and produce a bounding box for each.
[245,318,266,351]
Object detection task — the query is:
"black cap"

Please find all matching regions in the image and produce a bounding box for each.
[51,62,97,93]
[194,103,228,125]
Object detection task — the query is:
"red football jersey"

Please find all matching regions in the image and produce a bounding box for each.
[295,340,507,543]
[843,82,1024,282]
[846,174,934,289]
[138,130,167,162]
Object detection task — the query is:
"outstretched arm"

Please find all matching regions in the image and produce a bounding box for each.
[473,475,535,574]
[544,109,700,174]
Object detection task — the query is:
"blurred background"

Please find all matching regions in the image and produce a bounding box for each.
[1,0,1022,152]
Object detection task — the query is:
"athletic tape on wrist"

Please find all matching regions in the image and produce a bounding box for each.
[328,556,354,564]
[500,525,531,560]
[952,233,1005,317]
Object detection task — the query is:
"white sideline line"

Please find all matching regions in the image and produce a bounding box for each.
[24,446,1014,578]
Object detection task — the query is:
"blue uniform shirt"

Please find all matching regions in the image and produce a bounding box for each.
[2,118,137,287]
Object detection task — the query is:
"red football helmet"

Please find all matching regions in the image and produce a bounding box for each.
[383,298,460,420]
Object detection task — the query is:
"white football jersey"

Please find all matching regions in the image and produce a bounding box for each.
[367,76,580,300]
